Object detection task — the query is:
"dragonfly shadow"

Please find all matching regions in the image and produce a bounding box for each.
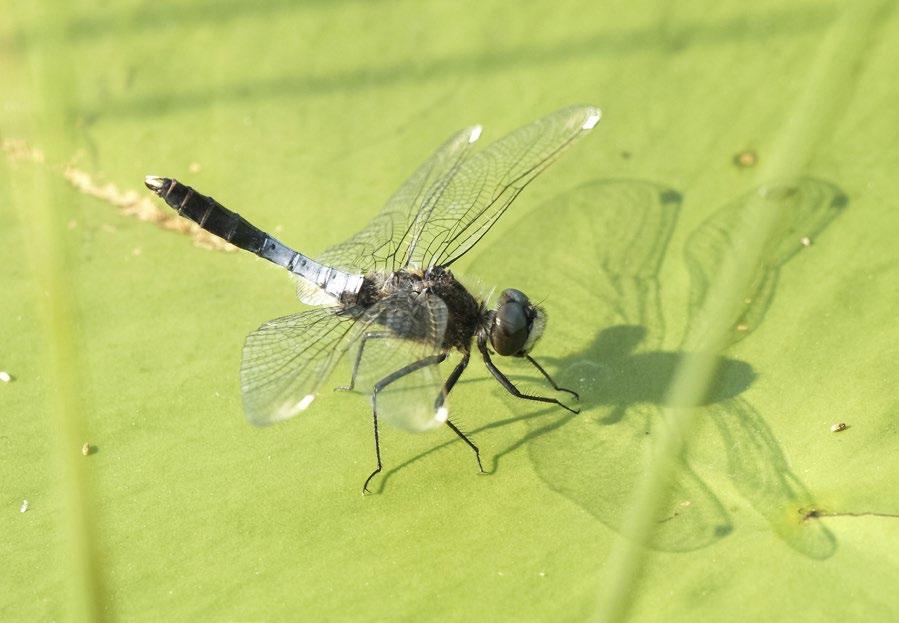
[561,324,756,424]
[518,178,844,557]
[381,176,845,558]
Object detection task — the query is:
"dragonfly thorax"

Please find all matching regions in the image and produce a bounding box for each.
[354,266,482,353]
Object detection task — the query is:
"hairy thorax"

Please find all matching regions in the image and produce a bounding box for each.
[356,266,482,352]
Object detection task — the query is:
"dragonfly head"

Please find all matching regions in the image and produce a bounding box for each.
[488,289,546,357]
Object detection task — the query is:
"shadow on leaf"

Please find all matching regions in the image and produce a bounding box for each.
[475,178,842,557]
[379,178,844,558]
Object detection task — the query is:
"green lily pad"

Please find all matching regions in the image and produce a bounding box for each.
[2,1,897,621]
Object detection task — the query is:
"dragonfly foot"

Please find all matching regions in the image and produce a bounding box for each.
[362,468,380,495]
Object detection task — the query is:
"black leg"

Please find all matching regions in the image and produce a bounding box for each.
[337,331,391,392]
[362,407,383,494]
[525,354,580,400]
[478,338,579,415]
[362,352,447,494]
[434,351,484,473]
[435,351,470,411]
[445,420,485,473]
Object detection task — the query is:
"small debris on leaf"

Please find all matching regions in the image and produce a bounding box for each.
[735,323,749,332]
[188,162,202,173]
[830,422,848,433]
[0,371,12,383]
[82,442,93,456]
[800,507,822,521]
[20,499,29,513]
[734,150,758,168]
[800,236,812,247]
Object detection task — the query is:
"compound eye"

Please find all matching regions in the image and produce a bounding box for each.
[490,302,529,356]
[498,288,529,307]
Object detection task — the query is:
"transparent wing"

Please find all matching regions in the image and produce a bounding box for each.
[240,306,369,426]
[294,275,340,307]
[403,105,600,269]
[350,290,449,432]
[316,125,482,273]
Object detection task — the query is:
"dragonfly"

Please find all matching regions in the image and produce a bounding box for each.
[145,104,600,492]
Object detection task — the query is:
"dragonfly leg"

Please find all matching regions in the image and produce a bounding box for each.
[434,352,484,473]
[445,420,484,474]
[478,337,580,415]
[363,352,447,494]
[525,354,579,400]
[362,409,383,495]
[336,331,391,392]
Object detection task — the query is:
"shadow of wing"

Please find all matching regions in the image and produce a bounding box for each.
[471,179,732,551]
[683,177,845,558]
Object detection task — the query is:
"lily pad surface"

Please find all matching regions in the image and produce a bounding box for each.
[2,1,897,621]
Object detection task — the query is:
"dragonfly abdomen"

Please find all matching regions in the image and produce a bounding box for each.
[145,176,363,301]
[145,176,269,253]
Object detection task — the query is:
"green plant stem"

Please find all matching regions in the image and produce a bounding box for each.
[593,2,888,621]
[17,3,109,621]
